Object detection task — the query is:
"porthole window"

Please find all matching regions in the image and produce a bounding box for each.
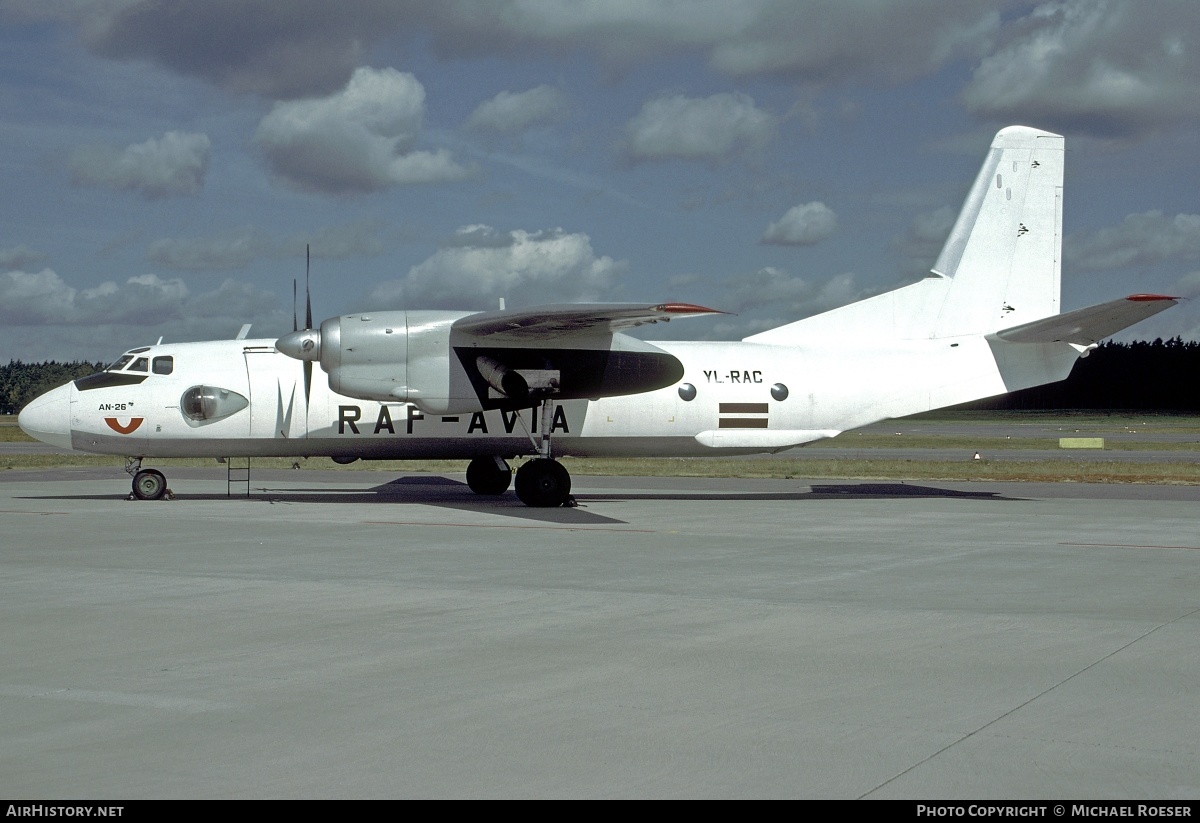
[771,383,789,401]
[678,383,697,401]
[181,385,249,422]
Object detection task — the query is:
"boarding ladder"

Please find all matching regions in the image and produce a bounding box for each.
[226,457,251,498]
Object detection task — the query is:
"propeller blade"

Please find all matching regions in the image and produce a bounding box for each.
[305,244,313,330]
[292,279,298,332]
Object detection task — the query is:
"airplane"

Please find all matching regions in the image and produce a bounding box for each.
[18,125,1178,507]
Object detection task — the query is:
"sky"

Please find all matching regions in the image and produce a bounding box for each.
[2,0,1200,362]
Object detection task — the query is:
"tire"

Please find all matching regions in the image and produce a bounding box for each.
[466,457,512,495]
[132,469,167,501]
[514,459,571,507]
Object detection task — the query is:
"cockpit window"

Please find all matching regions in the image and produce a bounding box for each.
[129,357,149,372]
[106,354,135,371]
[152,356,173,375]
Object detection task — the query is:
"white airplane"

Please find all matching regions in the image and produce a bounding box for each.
[19,125,1177,506]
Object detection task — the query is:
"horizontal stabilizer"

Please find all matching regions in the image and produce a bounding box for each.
[989,295,1178,345]
[454,302,725,339]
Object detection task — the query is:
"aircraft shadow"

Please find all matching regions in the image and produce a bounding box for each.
[575,482,1022,503]
[19,478,1019,528]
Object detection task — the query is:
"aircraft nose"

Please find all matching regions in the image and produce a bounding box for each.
[18,383,73,450]
[276,328,321,361]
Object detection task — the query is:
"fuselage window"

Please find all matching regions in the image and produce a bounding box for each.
[129,357,149,372]
[152,356,174,375]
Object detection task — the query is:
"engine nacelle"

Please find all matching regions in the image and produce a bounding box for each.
[278,308,687,415]
[318,310,480,415]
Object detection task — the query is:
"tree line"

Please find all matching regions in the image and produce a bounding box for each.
[1,360,104,415]
[966,338,1200,411]
[2,338,1198,416]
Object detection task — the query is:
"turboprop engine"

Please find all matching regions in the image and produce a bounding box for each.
[276,308,687,415]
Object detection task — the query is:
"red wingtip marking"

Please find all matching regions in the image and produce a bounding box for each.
[655,302,725,314]
[1126,294,1179,302]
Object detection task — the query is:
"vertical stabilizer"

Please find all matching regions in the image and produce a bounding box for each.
[743,126,1063,346]
[929,125,1063,337]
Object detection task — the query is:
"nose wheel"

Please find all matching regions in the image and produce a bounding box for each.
[132,469,168,501]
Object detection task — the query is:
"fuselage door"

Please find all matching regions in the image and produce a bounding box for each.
[244,349,308,440]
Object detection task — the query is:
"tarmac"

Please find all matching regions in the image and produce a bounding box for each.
[1,466,1198,799]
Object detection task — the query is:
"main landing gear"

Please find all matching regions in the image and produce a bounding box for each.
[466,456,513,495]
[467,400,574,507]
[514,458,571,508]
[125,457,172,501]
[516,399,573,508]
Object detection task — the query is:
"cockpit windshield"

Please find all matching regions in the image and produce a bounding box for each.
[103,349,171,376]
[106,354,135,371]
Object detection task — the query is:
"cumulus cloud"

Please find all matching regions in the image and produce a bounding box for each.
[254,67,472,194]
[69,131,211,198]
[466,85,570,134]
[1066,212,1200,271]
[146,219,388,270]
[761,202,837,246]
[63,1,1001,97]
[0,268,285,337]
[0,245,47,271]
[689,267,869,340]
[623,92,775,161]
[33,2,1200,144]
[0,269,187,325]
[963,1,1200,138]
[366,224,626,309]
[0,269,78,324]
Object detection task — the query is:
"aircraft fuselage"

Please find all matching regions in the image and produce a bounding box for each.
[24,332,1040,462]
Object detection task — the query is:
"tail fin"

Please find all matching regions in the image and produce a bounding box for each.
[928,125,1063,337]
[745,125,1064,345]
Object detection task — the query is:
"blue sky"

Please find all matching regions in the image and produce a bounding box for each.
[2,0,1199,361]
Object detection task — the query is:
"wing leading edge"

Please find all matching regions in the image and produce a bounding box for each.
[452,302,726,340]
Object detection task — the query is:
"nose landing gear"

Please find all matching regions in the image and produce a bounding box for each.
[125,457,172,501]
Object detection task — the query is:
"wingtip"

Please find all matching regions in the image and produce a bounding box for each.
[1126,294,1180,302]
[653,302,728,315]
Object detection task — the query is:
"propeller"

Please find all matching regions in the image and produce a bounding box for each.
[306,244,313,331]
[276,245,320,404]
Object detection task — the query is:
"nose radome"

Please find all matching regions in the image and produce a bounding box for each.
[18,383,73,450]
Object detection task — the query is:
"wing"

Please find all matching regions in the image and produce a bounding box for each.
[451,302,726,408]
[989,294,1178,345]
[452,302,726,340]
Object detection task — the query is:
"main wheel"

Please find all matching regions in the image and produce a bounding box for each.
[132,469,167,501]
[514,459,571,507]
[466,457,512,495]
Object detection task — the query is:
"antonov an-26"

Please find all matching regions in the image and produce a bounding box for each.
[19,126,1177,506]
